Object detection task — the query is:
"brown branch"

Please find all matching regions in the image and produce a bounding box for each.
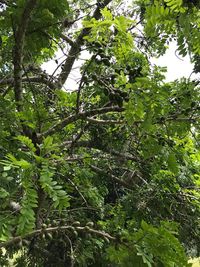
[0,77,14,87]
[165,116,199,122]
[86,117,124,124]
[69,124,88,154]
[58,155,102,162]
[60,33,74,46]
[35,187,46,229]
[39,106,124,138]
[76,54,97,113]
[60,140,140,163]
[13,0,37,111]
[90,165,133,190]
[57,0,112,87]
[66,177,88,206]
[0,76,55,89]
[23,76,56,89]
[108,149,140,162]
[1,86,12,97]
[0,225,115,249]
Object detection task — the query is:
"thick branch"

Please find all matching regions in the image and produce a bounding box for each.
[39,106,124,137]
[0,76,55,89]
[57,0,112,87]
[60,33,74,46]
[0,225,115,249]
[13,0,37,110]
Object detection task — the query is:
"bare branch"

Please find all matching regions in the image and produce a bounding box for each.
[39,106,124,138]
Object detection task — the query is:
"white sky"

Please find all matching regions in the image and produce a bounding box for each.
[43,42,198,91]
[42,50,87,91]
[152,42,198,81]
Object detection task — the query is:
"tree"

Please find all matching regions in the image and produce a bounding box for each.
[0,0,199,266]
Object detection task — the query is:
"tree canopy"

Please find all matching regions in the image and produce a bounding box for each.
[0,0,200,266]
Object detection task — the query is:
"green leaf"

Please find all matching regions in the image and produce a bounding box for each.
[0,188,9,198]
[167,152,179,174]
[3,166,11,171]
[15,135,36,153]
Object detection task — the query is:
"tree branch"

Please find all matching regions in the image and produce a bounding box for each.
[57,0,112,87]
[0,225,115,249]
[61,140,140,163]
[60,33,74,46]
[86,117,124,124]
[12,0,37,110]
[39,106,124,138]
[90,165,133,190]
[76,54,96,113]
[0,76,55,89]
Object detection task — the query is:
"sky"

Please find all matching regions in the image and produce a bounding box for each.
[151,42,198,82]
[42,42,198,91]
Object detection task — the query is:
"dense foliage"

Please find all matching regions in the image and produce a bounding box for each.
[0,0,199,266]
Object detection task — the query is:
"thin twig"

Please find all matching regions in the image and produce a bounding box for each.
[90,164,133,190]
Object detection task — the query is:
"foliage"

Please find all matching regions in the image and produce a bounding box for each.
[107,220,190,267]
[0,0,199,266]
